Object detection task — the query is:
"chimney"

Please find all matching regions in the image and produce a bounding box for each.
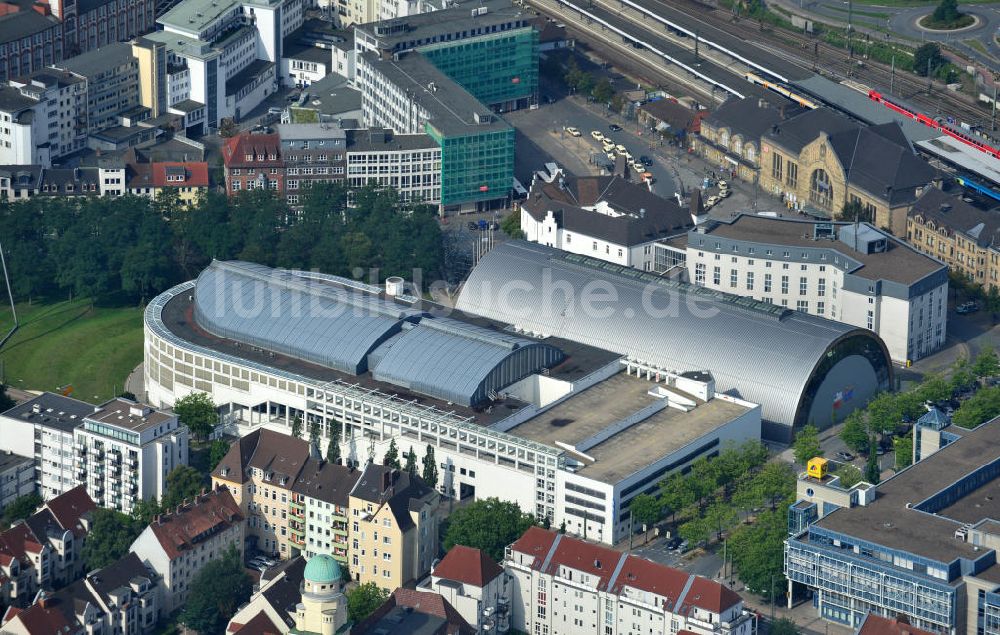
[382,469,392,492]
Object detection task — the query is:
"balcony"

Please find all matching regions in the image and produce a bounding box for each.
[289,498,304,511]
[289,533,305,547]
[289,525,305,538]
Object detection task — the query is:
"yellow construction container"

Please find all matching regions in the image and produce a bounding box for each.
[807,457,829,479]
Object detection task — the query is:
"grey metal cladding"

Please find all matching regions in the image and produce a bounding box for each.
[193,260,416,375]
[371,317,564,406]
[455,241,884,426]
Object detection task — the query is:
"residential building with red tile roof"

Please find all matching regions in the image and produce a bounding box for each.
[222,132,285,196]
[0,486,95,608]
[506,527,755,635]
[420,545,511,633]
[855,615,936,635]
[351,587,476,635]
[150,161,210,205]
[129,487,245,614]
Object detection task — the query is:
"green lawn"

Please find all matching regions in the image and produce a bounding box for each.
[824,5,891,18]
[0,299,144,403]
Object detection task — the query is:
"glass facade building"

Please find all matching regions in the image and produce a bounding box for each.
[426,123,515,208]
[419,27,539,111]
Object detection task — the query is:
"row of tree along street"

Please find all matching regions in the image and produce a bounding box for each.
[0,182,444,305]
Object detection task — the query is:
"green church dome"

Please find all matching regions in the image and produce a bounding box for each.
[304,554,342,584]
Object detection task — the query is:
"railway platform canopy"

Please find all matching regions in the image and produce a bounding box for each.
[918,135,1000,189]
[792,76,938,144]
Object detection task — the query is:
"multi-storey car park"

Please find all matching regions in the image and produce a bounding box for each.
[143,246,892,542]
[785,415,1000,635]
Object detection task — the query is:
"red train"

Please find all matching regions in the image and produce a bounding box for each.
[868,89,1000,160]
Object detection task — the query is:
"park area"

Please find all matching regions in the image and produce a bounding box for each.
[0,299,144,403]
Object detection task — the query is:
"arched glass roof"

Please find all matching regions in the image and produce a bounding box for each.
[371,317,564,406]
[455,241,890,426]
[193,261,418,375]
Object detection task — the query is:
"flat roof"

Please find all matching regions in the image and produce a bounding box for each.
[356,0,527,52]
[56,42,135,78]
[813,416,1000,564]
[511,373,752,482]
[158,284,617,429]
[225,59,274,96]
[159,0,239,33]
[0,452,32,473]
[365,52,512,137]
[0,392,95,433]
[699,214,944,285]
[345,129,438,152]
[87,398,174,433]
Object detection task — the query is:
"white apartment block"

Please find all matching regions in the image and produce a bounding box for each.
[506,527,756,635]
[130,488,244,614]
[0,454,34,513]
[356,53,431,135]
[0,88,52,166]
[75,398,189,514]
[148,0,306,129]
[7,72,87,161]
[684,214,948,364]
[0,393,95,501]
[520,168,698,273]
[345,128,441,204]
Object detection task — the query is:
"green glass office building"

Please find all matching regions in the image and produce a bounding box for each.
[426,123,515,209]
[419,27,539,112]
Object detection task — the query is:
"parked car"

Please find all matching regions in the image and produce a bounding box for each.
[609,124,623,132]
[591,130,605,141]
[666,536,682,550]
[719,188,732,198]
[957,301,979,314]
[706,195,720,208]
[836,451,854,461]
[467,221,479,231]
[564,126,581,137]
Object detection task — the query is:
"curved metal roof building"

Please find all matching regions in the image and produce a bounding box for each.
[188,260,563,407]
[456,242,892,438]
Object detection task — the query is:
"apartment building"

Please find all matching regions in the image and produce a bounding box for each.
[686,214,948,364]
[0,393,94,501]
[141,0,306,130]
[0,5,64,84]
[785,415,1000,633]
[0,164,42,199]
[211,428,311,558]
[0,486,95,608]
[39,163,127,197]
[353,588,476,634]
[53,43,141,135]
[419,545,511,634]
[345,127,441,205]
[520,170,697,272]
[0,454,34,513]
[0,87,53,166]
[507,526,755,635]
[222,131,285,194]
[7,70,87,159]
[46,0,156,55]
[130,487,244,614]
[2,552,161,635]
[348,463,441,592]
[908,187,1000,292]
[75,398,189,514]
[291,458,357,565]
[276,123,346,205]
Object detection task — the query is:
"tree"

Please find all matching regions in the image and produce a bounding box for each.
[173,392,217,440]
[499,212,525,239]
[974,346,1000,379]
[384,439,400,470]
[835,464,864,488]
[917,373,952,404]
[894,434,913,470]
[866,392,903,440]
[931,0,960,23]
[161,465,205,510]
[327,423,341,464]
[729,507,787,599]
[629,494,661,541]
[291,415,303,439]
[422,444,438,489]
[953,386,1000,429]
[865,440,881,485]
[443,497,536,561]
[0,384,14,412]
[914,43,943,77]
[309,420,321,445]
[770,617,800,635]
[748,462,796,510]
[179,546,252,634]
[840,411,871,455]
[404,446,418,476]
[792,425,822,465]
[837,200,872,223]
[592,78,615,104]
[2,493,41,527]
[347,582,390,623]
[209,439,231,472]
[81,508,144,571]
